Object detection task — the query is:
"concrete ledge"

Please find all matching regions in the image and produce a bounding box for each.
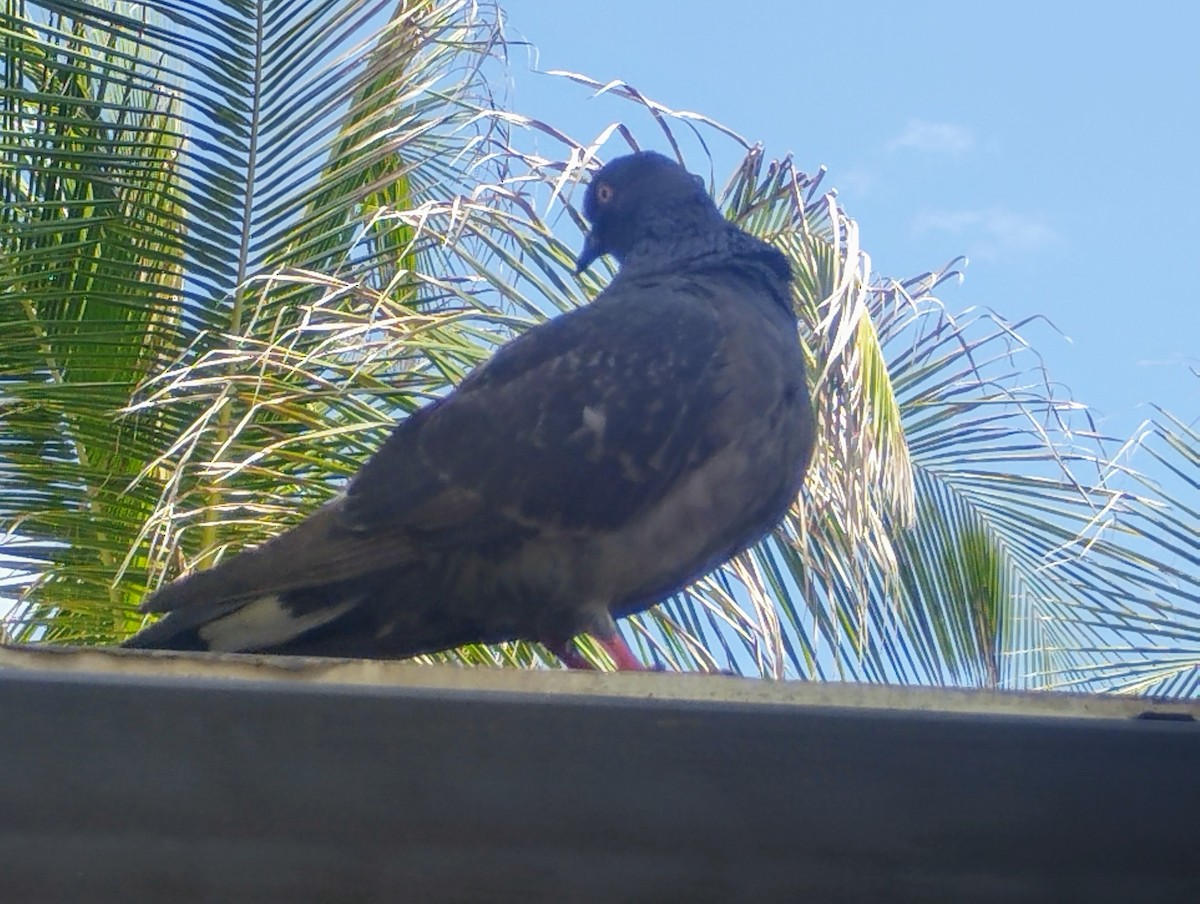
[2,643,1196,720]
[1,645,1197,903]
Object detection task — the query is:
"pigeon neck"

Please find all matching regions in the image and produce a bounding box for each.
[621,215,727,270]
[619,222,794,314]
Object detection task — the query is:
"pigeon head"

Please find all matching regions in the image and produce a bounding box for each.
[575,151,720,273]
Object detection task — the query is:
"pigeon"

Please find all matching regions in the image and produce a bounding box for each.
[124,151,816,670]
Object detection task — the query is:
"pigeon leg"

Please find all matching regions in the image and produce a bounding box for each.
[546,633,649,671]
[593,633,647,671]
[588,610,650,670]
[547,641,595,670]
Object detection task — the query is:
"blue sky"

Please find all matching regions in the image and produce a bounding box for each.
[500,0,1199,450]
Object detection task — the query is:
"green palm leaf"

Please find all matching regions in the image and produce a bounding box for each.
[3,0,511,640]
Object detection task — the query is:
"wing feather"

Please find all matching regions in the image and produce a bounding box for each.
[341,271,725,535]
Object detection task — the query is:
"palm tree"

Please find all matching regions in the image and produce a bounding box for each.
[3,0,1196,692]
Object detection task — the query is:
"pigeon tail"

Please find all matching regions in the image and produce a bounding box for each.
[123,591,355,654]
[124,565,525,661]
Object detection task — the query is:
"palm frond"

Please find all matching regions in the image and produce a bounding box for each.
[3,0,510,638]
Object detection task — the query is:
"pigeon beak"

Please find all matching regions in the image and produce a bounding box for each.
[574,230,603,274]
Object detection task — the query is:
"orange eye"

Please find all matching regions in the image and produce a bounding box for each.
[595,182,614,204]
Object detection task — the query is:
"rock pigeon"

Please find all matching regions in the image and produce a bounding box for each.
[124,151,816,669]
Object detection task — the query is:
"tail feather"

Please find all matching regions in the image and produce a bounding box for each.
[139,503,403,615]
[122,598,244,651]
[124,591,357,654]
[124,572,517,661]
[125,539,513,660]
[128,502,382,652]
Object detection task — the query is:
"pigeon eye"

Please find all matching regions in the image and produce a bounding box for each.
[595,182,615,204]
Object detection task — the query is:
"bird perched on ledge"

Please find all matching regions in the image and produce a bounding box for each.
[125,151,816,670]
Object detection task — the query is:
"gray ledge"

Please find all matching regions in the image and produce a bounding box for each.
[1,645,1197,903]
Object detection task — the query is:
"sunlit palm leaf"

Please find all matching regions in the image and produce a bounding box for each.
[3,0,510,639]
[2,0,187,633]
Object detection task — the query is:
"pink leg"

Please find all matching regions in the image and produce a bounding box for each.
[548,642,595,671]
[594,633,648,671]
[547,634,648,671]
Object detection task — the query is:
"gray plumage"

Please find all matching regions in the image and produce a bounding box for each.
[125,151,816,667]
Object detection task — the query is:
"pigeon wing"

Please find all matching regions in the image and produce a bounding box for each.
[139,272,725,619]
[340,271,726,537]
